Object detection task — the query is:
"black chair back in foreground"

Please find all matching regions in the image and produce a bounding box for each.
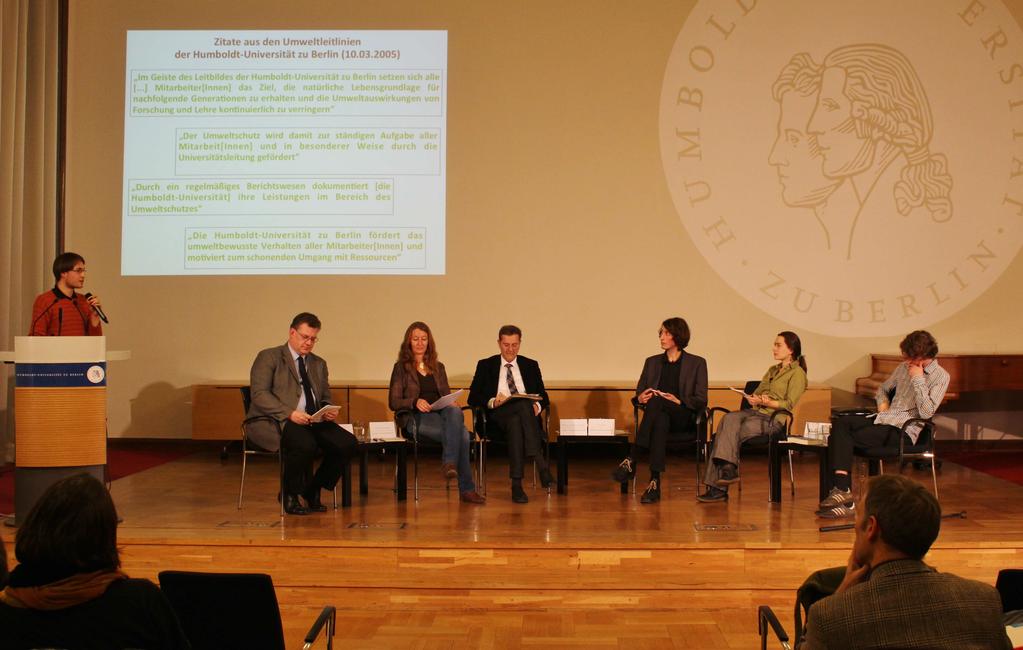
[158,570,335,650]
[758,565,845,649]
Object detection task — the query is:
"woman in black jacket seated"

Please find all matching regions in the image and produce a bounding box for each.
[611,317,709,503]
[0,473,190,649]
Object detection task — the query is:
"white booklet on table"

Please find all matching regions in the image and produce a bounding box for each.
[369,421,401,440]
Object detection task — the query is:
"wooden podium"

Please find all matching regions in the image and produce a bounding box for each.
[3,336,127,525]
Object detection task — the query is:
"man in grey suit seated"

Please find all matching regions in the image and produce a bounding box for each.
[801,474,1010,649]
[247,312,358,515]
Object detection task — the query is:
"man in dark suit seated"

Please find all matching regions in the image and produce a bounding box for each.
[801,474,1010,649]
[247,312,358,515]
[468,325,553,504]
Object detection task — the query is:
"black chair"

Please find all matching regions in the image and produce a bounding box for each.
[706,380,795,496]
[758,565,846,649]
[238,387,337,513]
[629,396,708,494]
[238,386,284,515]
[853,416,940,499]
[996,568,1023,613]
[472,403,551,496]
[394,405,475,500]
[158,570,335,650]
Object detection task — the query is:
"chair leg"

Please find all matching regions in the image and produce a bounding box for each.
[788,450,795,496]
[929,454,939,500]
[479,441,487,496]
[413,440,420,501]
[332,484,338,510]
[278,450,285,517]
[238,450,247,510]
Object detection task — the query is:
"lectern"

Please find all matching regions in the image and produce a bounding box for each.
[3,336,122,524]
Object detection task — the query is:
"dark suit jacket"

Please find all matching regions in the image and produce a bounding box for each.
[801,559,1011,650]
[388,361,452,429]
[246,343,332,452]
[468,355,550,411]
[636,351,708,413]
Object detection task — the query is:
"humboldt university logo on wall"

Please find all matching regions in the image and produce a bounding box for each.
[660,1,1023,336]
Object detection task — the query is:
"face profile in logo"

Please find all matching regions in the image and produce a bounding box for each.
[660,1,1023,337]
[769,44,954,260]
[768,54,843,245]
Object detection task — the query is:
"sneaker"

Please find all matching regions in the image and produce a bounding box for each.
[716,464,740,486]
[640,479,661,504]
[697,486,729,503]
[611,457,636,482]
[818,487,853,510]
[460,490,486,504]
[817,502,856,519]
[441,462,457,480]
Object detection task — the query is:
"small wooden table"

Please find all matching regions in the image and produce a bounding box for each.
[769,436,830,503]
[339,439,408,507]
[555,433,632,495]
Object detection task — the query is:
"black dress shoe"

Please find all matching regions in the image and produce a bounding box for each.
[283,494,309,515]
[303,486,328,512]
[640,480,661,504]
[538,466,554,489]
[511,484,529,504]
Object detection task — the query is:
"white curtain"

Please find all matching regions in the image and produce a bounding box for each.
[0,0,61,462]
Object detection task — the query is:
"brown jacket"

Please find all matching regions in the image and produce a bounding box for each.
[388,361,451,429]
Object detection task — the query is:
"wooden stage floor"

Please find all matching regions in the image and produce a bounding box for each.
[5,448,1022,649]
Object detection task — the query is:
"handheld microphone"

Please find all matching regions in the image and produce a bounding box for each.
[29,297,60,334]
[58,308,63,336]
[84,292,109,324]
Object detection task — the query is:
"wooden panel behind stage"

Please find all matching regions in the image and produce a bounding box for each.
[5,450,1021,649]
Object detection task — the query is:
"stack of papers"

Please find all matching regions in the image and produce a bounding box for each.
[559,419,588,436]
[558,419,618,436]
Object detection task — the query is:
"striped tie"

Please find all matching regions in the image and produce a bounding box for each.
[505,363,519,395]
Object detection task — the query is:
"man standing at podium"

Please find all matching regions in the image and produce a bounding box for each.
[29,252,103,336]
[247,313,358,515]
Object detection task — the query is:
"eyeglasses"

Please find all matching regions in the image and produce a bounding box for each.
[296,333,318,344]
[70,267,87,274]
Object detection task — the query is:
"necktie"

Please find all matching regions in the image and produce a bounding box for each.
[505,363,519,395]
[298,356,316,415]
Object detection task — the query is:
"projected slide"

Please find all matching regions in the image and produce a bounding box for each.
[121,30,447,275]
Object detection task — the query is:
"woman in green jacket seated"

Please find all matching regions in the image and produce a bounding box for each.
[698,331,807,503]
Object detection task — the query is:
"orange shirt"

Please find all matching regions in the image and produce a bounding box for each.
[29,288,103,336]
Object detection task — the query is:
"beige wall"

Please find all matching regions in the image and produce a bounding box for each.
[63,1,1023,437]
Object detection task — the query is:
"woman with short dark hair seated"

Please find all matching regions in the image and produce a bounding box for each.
[0,473,190,649]
[611,316,709,504]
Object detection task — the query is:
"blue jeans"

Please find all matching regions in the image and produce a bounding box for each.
[410,405,475,493]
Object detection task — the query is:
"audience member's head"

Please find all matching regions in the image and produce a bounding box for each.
[15,473,120,579]
[854,474,941,567]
